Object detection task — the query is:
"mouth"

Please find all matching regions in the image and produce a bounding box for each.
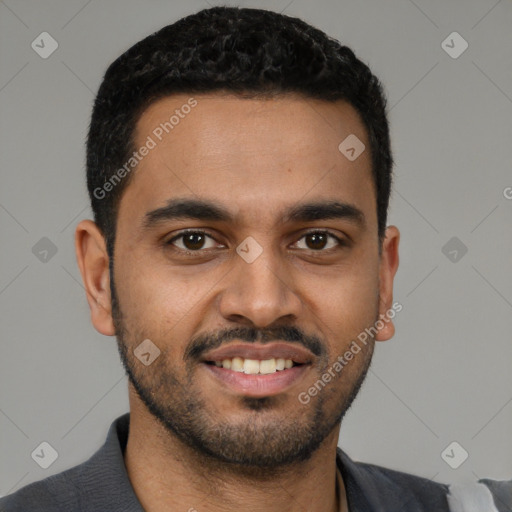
[205,356,301,373]
[200,343,313,397]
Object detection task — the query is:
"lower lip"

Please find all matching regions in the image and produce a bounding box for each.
[202,363,310,398]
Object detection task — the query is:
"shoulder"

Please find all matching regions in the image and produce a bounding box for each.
[0,413,134,512]
[0,464,85,512]
[337,449,450,510]
[337,449,512,511]
[356,461,451,508]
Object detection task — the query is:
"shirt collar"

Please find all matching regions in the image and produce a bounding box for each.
[78,412,143,512]
[91,413,427,512]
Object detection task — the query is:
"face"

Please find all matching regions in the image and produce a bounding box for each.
[78,93,399,469]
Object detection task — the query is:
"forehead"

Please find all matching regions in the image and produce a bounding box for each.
[119,93,376,230]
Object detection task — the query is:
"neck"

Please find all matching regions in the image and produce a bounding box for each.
[124,390,348,512]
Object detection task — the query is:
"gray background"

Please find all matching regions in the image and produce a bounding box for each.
[1,0,511,496]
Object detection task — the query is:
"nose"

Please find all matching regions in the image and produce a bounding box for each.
[218,239,304,328]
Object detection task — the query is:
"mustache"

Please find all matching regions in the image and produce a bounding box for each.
[185,325,325,362]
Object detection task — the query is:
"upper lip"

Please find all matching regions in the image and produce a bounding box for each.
[201,342,314,364]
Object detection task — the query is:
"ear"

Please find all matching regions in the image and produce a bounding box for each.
[375,225,400,341]
[74,219,115,336]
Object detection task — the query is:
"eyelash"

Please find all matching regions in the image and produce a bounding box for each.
[165,229,347,255]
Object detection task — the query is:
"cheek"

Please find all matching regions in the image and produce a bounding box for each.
[309,260,380,353]
[114,255,218,339]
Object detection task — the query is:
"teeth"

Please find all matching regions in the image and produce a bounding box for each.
[259,358,276,374]
[231,357,244,372]
[213,357,295,374]
[243,359,260,374]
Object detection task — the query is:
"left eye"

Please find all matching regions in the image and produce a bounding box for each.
[293,231,343,251]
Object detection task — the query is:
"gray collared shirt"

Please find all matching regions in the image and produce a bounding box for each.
[1,413,509,511]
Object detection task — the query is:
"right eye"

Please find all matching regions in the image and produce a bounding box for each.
[166,230,223,253]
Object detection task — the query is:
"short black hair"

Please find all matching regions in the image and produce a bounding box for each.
[86,6,393,259]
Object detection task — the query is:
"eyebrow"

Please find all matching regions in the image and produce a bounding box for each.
[142,197,366,231]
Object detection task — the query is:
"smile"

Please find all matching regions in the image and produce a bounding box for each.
[206,357,298,374]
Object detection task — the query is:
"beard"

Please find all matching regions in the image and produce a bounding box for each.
[109,270,375,471]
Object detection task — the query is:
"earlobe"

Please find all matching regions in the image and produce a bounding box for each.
[376,225,400,342]
[75,220,116,336]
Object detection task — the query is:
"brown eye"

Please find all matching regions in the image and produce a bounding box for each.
[294,231,344,251]
[167,230,218,252]
[182,232,206,250]
[305,232,328,250]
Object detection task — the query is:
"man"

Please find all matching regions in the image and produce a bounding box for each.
[1,6,509,512]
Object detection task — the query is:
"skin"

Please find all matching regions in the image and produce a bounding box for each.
[75,93,400,512]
